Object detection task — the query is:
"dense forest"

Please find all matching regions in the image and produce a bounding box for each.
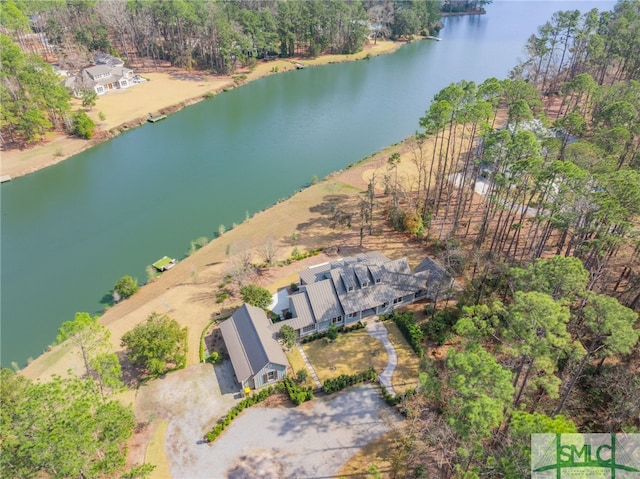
[1,1,638,478]
[0,0,443,147]
[369,0,639,476]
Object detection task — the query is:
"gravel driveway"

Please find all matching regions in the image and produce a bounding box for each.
[137,364,400,478]
[171,384,400,478]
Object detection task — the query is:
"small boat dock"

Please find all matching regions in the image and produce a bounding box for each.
[148,113,167,123]
[0,175,12,183]
[152,256,177,271]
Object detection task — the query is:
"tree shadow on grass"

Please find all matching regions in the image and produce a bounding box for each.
[294,194,356,237]
[116,350,145,389]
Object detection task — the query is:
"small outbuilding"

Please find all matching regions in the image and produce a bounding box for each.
[220,303,289,390]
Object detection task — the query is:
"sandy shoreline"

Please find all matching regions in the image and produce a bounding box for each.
[1,41,403,179]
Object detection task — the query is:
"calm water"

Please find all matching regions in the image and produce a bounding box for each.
[0,1,612,365]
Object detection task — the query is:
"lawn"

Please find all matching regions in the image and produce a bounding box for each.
[147,420,171,479]
[285,347,315,388]
[384,321,421,393]
[302,330,388,383]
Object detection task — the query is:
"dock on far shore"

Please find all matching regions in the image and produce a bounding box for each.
[148,112,168,123]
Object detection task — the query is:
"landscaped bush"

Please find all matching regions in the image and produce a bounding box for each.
[204,384,282,443]
[205,352,221,364]
[300,321,365,344]
[384,311,424,357]
[283,375,314,405]
[342,321,365,333]
[323,367,377,394]
[380,385,416,409]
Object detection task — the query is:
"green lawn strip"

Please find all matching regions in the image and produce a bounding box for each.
[384,322,420,393]
[146,420,170,479]
[302,331,387,384]
[286,347,315,388]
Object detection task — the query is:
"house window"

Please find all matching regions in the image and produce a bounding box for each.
[332,316,342,324]
[361,281,369,288]
[393,297,403,304]
[303,325,316,333]
[267,370,277,381]
[348,286,354,292]
[347,312,358,318]
[381,302,389,309]
[376,278,381,284]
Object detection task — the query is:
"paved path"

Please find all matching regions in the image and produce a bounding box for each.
[296,343,322,388]
[365,319,398,395]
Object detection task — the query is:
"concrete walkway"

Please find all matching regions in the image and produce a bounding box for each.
[296,343,322,388]
[365,319,397,395]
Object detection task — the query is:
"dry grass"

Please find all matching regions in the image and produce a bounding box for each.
[285,347,315,388]
[146,420,171,479]
[384,321,421,393]
[337,430,400,478]
[302,330,387,383]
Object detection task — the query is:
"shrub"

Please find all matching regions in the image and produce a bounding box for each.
[283,376,314,405]
[279,325,297,349]
[70,110,95,139]
[323,367,377,394]
[204,384,280,442]
[422,306,461,346]
[385,311,424,357]
[296,369,308,384]
[300,321,365,343]
[327,324,338,341]
[205,352,220,364]
[113,275,139,299]
[188,236,209,255]
[240,284,272,309]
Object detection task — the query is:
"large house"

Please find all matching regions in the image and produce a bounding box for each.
[270,252,453,338]
[220,303,289,390]
[221,252,452,389]
[64,55,134,96]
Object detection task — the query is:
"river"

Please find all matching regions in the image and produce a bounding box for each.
[0,1,613,366]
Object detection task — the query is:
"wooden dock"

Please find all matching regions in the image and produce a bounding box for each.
[148,113,167,123]
[152,256,177,271]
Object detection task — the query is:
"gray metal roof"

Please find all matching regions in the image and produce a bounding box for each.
[289,252,444,328]
[220,304,288,383]
[414,256,453,295]
[280,293,316,330]
[299,261,331,285]
[305,278,344,322]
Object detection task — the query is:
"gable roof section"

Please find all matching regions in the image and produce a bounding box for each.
[220,304,288,383]
[305,278,343,322]
[270,292,316,333]
[414,256,453,295]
